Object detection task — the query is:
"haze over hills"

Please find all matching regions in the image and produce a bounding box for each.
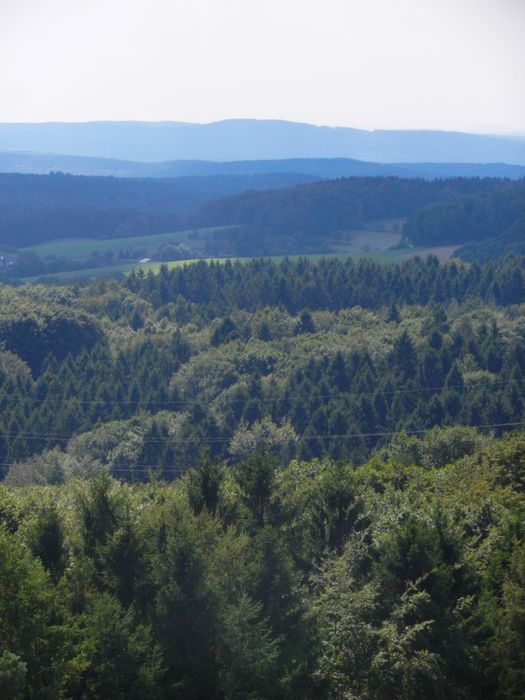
[4,0,525,694]
[0,171,320,248]
[1,172,522,282]
[1,150,525,181]
[1,119,525,164]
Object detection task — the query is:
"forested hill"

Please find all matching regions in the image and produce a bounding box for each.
[2,430,525,697]
[458,214,525,261]
[2,150,525,180]
[0,171,316,246]
[1,119,525,162]
[404,180,525,257]
[1,173,522,258]
[1,254,524,483]
[1,254,525,697]
[185,176,524,256]
[127,253,525,312]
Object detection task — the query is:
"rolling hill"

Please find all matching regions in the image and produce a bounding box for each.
[1,119,524,163]
[2,151,525,180]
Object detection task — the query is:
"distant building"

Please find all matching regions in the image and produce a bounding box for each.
[0,254,17,268]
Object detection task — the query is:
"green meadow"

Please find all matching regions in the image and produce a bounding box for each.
[22,245,458,283]
[20,226,231,261]
[19,217,459,282]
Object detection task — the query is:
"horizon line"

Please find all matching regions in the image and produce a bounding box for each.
[0,118,524,138]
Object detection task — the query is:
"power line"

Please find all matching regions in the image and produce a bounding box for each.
[0,376,521,411]
[1,419,524,477]
[1,419,523,445]
[0,462,189,474]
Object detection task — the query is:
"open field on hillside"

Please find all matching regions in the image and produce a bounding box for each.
[23,262,141,281]
[18,216,459,282]
[23,244,460,282]
[135,244,459,274]
[20,226,231,261]
[20,220,402,263]
[332,219,404,254]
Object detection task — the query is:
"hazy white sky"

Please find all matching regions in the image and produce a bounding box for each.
[1,0,524,132]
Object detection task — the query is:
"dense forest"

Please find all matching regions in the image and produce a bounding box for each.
[456,214,525,261]
[0,254,523,480]
[183,177,524,257]
[0,172,314,247]
[1,415,525,698]
[1,254,525,697]
[404,183,525,253]
[1,175,523,276]
[185,176,518,254]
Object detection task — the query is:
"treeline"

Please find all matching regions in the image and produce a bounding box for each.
[1,172,522,261]
[127,254,525,312]
[0,172,313,247]
[1,255,525,480]
[0,171,312,211]
[1,429,524,698]
[184,176,520,254]
[403,180,525,252]
[0,172,188,246]
[0,206,182,248]
[1,255,525,696]
[458,214,525,261]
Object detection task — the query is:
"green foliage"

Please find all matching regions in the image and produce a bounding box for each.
[186,175,520,256]
[5,448,67,487]
[0,288,104,374]
[0,650,27,700]
[211,317,238,346]
[186,455,225,515]
[495,542,525,696]
[383,425,489,469]
[234,453,277,529]
[66,592,164,699]
[76,471,121,583]
[459,217,525,262]
[0,430,524,697]
[1,253,525,697]
[2,256,525,481]
[28,504,66,581]
[369,580,446,700]
[404,181,524,249]
[229,418,297,466]
[275,459,361,565]
[0,525,64,698]
[217,594,280,699]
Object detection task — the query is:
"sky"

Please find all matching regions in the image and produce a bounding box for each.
[0,0,524,133]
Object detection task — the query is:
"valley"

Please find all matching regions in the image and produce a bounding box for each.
[2,0,525,695]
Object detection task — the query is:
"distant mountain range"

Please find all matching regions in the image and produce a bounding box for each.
[1,151,524,181]
[0,119,525,164]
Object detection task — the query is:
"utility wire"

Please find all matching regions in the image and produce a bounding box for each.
[0,376,521,410]
[0,379,525,422]
[1,419,524,477]
[1,419,523,445]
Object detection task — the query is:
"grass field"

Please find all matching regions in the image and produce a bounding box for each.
[23,263,137,281]
[135,245,459,274]
[21,226,231,261]
[23,245,459,283]
[329,218,404,254]
[20,218,459,283]
[18,218,406,267]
